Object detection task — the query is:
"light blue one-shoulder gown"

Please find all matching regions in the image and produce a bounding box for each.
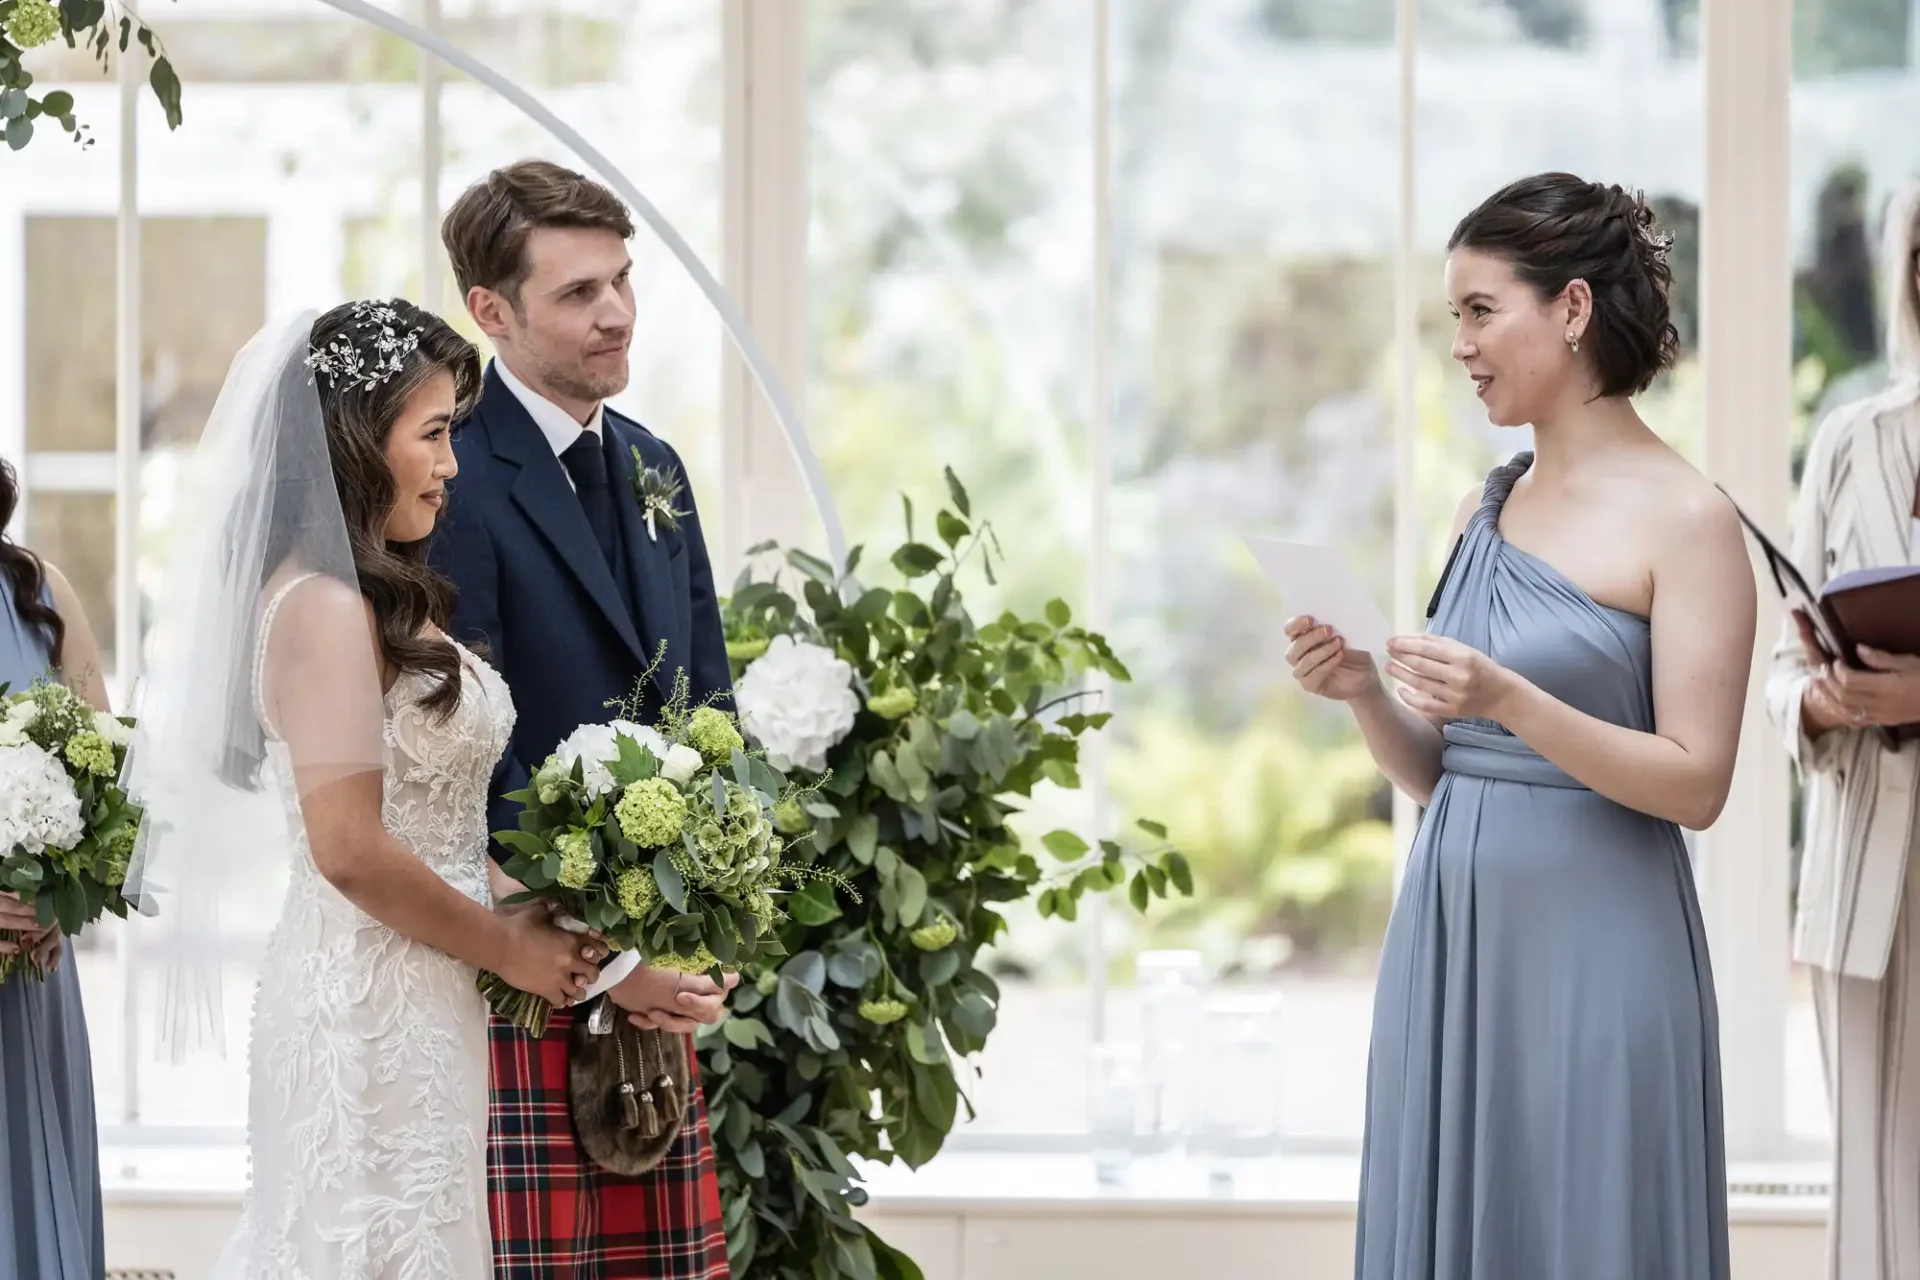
[0,580,104,1280]
[1355,453,1729,1280]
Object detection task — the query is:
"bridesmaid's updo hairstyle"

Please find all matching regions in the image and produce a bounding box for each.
[0,459,63,661]
[1448,172,1680,397]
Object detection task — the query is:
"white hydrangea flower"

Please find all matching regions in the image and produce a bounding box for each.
[0,741,84,855]
[555,720,674,798]
[734,635,860,774]
[611,720,669,763]
[553,723,621,798]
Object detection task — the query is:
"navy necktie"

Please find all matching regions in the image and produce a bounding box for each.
[560,430,618,570]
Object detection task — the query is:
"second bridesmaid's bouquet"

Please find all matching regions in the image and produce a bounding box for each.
[479,671,851,1034]
[0,678,141,983]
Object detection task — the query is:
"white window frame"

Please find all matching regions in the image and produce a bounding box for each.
[56,0,1803,1165]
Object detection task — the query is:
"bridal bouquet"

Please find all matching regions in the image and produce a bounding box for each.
[0,678,141,983]
[479,672,850,1034]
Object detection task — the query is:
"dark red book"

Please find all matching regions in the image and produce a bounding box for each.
[1724,488,1920,748]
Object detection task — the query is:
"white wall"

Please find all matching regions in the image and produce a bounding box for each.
[99,1195,1828,1280]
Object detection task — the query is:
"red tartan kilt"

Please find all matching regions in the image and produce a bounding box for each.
[487,1008,730,1279]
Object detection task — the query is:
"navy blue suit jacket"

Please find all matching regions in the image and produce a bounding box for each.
[428,364,733,860]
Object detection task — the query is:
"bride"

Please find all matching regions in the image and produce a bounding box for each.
[123,301,602,1276]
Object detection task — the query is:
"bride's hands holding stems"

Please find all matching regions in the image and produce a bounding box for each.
[494,907,602,1009]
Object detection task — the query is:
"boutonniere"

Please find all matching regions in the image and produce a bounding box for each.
[630,448,690,542]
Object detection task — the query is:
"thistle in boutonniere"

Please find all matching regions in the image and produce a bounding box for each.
[630,450,690,543]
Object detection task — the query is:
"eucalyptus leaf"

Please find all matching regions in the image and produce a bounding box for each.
[894,863,928,928]
[904,1020,946,1066]
[783,950,827,994]
[723,1016,774,1051]
[950,992,996,1039]
[918,947,960,987]
[845,813,878,865]
[652,849,687,912]
[826,946,871,988]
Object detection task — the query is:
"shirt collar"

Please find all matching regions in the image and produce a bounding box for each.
[493,357,603,457]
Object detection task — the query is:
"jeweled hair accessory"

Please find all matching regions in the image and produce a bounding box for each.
[304,300,424,394]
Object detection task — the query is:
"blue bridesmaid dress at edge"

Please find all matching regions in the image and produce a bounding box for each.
[0,580,105,1280]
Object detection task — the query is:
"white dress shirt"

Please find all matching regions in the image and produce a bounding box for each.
[493,358,603,491]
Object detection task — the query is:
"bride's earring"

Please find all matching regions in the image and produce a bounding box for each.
[1566,329,1580,354]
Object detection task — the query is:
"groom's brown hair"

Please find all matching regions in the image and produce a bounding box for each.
[441,159,634,307]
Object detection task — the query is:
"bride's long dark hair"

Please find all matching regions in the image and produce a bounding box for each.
[304,299,481,719]
[0,459,65,664]
[221,301,481,789]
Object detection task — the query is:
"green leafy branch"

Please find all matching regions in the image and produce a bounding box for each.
[702,469,1193,1280]
[1,0,182,153]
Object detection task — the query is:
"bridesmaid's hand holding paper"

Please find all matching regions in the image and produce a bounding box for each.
[1383,634,1520,722]
[1283,616,1380,703]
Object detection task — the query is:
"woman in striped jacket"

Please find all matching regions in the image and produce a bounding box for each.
[1767,176,1920,1280]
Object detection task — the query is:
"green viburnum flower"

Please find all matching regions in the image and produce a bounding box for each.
[725,636,770,663]
[865,686,916,720]
[688,780,775,893]
[99,824,139,887]
[64,731,116,777]
[4,0,62,49]
[554,829,596,890]
[858,998,909,1026]
[909,915,959,952]
[616,778,687,848]
[685,706,744,763]
[652,944,723,975]
[746,888,779,933]
[772,798,811,835]
[616,866,661,920]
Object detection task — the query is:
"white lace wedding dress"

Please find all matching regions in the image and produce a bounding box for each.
[217,575,517,1279]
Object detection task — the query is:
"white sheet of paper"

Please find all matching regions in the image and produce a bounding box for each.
[1243,537,1395,655]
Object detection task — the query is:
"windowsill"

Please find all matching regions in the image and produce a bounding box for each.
[99,1145,1832,1225]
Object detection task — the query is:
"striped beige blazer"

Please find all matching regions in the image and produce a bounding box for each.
[1766,380,1920,981]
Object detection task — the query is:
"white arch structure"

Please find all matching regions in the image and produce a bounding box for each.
[316,0,849,570]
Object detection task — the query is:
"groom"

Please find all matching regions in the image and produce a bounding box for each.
[431,159,736,1279]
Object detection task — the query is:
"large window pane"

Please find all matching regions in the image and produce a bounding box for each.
[1102,0,1398,1145]
[809,0,1095,1135]
[1783,0,1920,1147]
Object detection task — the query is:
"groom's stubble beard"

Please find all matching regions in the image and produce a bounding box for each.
[508,315,631,411]
[541,355,629,408]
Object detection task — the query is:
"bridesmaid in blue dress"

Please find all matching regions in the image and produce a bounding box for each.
[0,456,114,1280]
[1285,174,1756,1278]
